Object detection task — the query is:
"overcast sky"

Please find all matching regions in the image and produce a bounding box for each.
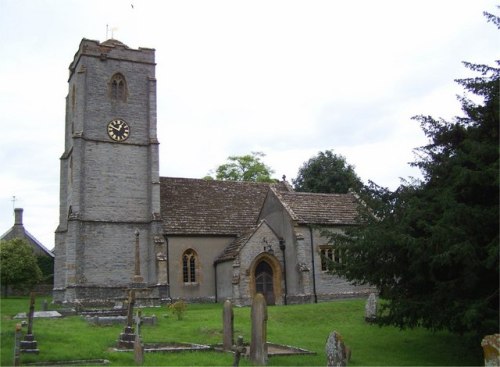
[0,0,497,250]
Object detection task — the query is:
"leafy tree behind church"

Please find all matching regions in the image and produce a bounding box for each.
[292,150,363,193]
[208,151,276,182]
[327,29,499,339]
[0,239,43,297]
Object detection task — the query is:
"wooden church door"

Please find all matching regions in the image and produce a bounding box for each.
[255,260,275,305]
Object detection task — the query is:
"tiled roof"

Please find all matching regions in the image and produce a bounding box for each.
[215,226,256,263]
[272,188,360,226]
[160,177,288,235]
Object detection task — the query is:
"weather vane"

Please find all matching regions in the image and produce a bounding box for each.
[105,24,119,40]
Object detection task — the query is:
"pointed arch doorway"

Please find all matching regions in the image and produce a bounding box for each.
[255,260,275,305]
[250,254,282,306]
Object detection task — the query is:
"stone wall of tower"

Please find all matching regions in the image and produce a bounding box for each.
[54,39,164,305]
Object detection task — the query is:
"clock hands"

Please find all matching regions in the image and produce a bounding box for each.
[109,124,123,132]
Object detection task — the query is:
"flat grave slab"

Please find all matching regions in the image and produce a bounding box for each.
[14,311,62,319]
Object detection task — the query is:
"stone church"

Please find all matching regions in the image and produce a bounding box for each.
[53,38,371,306]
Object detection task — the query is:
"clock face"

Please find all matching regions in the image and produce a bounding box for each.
[107,119,130,142]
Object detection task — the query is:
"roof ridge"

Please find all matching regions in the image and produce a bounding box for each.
[270,186,299,221]
[284,191,352,197]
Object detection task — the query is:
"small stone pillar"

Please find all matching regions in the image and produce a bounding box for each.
[13,323,22,366]
[250,293,268,365]
[223,299,234,351]
[481,334,500,367]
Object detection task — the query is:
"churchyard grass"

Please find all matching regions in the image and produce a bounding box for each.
[1,296,482,366]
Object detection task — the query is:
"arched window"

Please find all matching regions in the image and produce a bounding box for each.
[182,249,197,283]
[109,73,127,101]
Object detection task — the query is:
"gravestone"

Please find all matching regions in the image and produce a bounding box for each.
[481,334,500,366]
[232,335,246,367]
[117,290,136,349]
[133,311,144,365]
[364,293,378,322]
[325,331,347,367]
[42,299,48,311]
[13,323,22,366]
[20,292,39,354]
[223,299,234,351]
[250,293,268,366]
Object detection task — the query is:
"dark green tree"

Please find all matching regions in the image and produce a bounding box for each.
[0,239,43,296]
[211,152,276,182]
[292,150,363,193]
[327,36,499,336]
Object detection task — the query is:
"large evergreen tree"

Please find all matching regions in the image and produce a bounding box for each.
[328,22,499,337]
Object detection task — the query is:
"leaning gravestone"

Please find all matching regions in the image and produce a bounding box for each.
[223,299,234,351]
[250,293,268,366]
[364,293,378,322]
[325,331,347,367]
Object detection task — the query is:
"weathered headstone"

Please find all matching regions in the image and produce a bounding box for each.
[117,290,136,349]
[481,334,500,367]
[133,311,144,365]
[250,293,268,366]
[20,292,39,354]
[223,299,234,351]
[232,335,247,367]
[42,299,48,311]
[325,331,347,367]
[364,293,378,322]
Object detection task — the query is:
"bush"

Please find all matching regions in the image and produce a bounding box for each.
[168,300,187,320]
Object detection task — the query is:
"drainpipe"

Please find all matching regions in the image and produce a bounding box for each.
[214,262,218,303]
[279,238,287,305]
[162,235,171,299]
[309,227,318,303]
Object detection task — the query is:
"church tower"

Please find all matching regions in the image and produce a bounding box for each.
[54,39,165,305]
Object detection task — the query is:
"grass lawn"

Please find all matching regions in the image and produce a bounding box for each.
[0,296,483,366]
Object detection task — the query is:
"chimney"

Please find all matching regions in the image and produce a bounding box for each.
[14,208,23,226]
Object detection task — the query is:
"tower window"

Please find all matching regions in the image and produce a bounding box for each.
[109,73,127,101]
[182,249,198,283]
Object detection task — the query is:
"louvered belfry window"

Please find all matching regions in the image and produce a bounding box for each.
[110,73,127,101]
